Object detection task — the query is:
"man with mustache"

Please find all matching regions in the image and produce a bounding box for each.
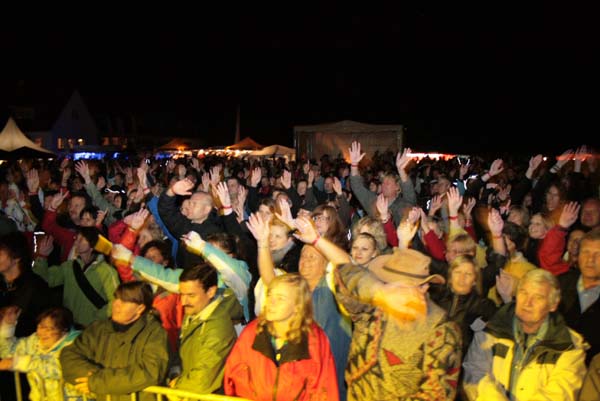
[169,263,243,394]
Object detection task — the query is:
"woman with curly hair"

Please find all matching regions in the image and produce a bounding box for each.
[224,274,339,401]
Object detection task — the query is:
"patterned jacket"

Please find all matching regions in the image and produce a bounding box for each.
[336,263,462,401]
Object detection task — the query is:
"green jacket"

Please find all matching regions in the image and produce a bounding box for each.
[33,254,120,326]
[60,313,169,401]
[175,288,242,394]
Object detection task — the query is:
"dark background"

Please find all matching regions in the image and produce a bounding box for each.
[1,8,599,156]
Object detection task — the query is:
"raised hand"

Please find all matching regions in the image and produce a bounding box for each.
[26,169,39,194]
[234,187,247,223]
[246,212,270,246]
[49,191,69,211]
[275,198,295,230]
[395,148,413,176]
[463,197,476,218]
[281,170,292,190]
[124,208,150,231]
[488,159,504,177]
[37,235,54,258]
[559,201,580,229]
[293,216,320,244]
[75,161,92,184]
[396,211,419,249]
[182,231,205,253]
[332,177,343,196]
[487,208,504,237]
[171,179,195,196]
[60,157,70,171]
[250,167,262,187]
[526,154,544,179]
[210,165,222,186]
[348,141,366,166]
[447,187,463,216]
[554,148,575,170]
[215,182,232,210]
[376,193,390,222]
[199,172,210,192]
[428,195,443,216]
[303,163,310,175]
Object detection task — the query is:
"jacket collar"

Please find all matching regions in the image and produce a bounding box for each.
[486,303,574,352]
[252,326,310,365]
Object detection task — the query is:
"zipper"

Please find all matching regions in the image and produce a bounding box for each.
[449,294,459,318]
[272,366,280,401]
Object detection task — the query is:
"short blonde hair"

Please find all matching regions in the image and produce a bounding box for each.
[352,217,387,252]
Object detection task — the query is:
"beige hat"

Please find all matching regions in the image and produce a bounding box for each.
[368,248,445,286]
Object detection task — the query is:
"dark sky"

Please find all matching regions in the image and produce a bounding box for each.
[3,8,599,155]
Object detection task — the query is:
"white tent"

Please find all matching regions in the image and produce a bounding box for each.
[251,144,295,158]
[0,118,55,158]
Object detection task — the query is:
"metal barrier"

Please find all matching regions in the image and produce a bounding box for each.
[13,373,250,401]
[141,386,252,401]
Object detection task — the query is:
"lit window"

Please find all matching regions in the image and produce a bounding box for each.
[57,138,63,149]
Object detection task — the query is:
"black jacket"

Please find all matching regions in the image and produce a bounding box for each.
[558,268,599,365]
[430,287,498,354]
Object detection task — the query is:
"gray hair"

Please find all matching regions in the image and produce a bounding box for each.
[518,269,561,306]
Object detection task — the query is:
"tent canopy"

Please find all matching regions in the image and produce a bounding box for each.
[251,144,295,157]
[158,138,202,151]
[227,137,262,150]
[0,118,55,159]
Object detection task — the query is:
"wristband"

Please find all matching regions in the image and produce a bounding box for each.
[492,235,503,239]
[351,164,358,167]
[222,205,232,210]
[311,236,321,246]
[449,215,458,221]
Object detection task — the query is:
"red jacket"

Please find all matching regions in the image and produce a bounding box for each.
[538,226,570,275]
[41,210,76,261]
[224,320,339,401]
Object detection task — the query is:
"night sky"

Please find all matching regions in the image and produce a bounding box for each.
[3,9,599,156]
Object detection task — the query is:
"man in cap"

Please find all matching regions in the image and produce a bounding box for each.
[335,247,462,400]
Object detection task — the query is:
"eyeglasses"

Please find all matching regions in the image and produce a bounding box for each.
[313,215,330,222]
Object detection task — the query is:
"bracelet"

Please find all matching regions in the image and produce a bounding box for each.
[351,164,358,167]
[311,236,321,246]
[222,205,232,210]
[449,215,459,221]
[493,235,503,239]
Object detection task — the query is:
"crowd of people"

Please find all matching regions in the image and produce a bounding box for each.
[0,141,598,400]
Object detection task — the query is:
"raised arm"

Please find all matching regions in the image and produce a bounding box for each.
[246,213,276,286]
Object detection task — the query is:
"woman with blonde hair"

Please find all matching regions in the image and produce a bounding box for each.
[224,274,339,401]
